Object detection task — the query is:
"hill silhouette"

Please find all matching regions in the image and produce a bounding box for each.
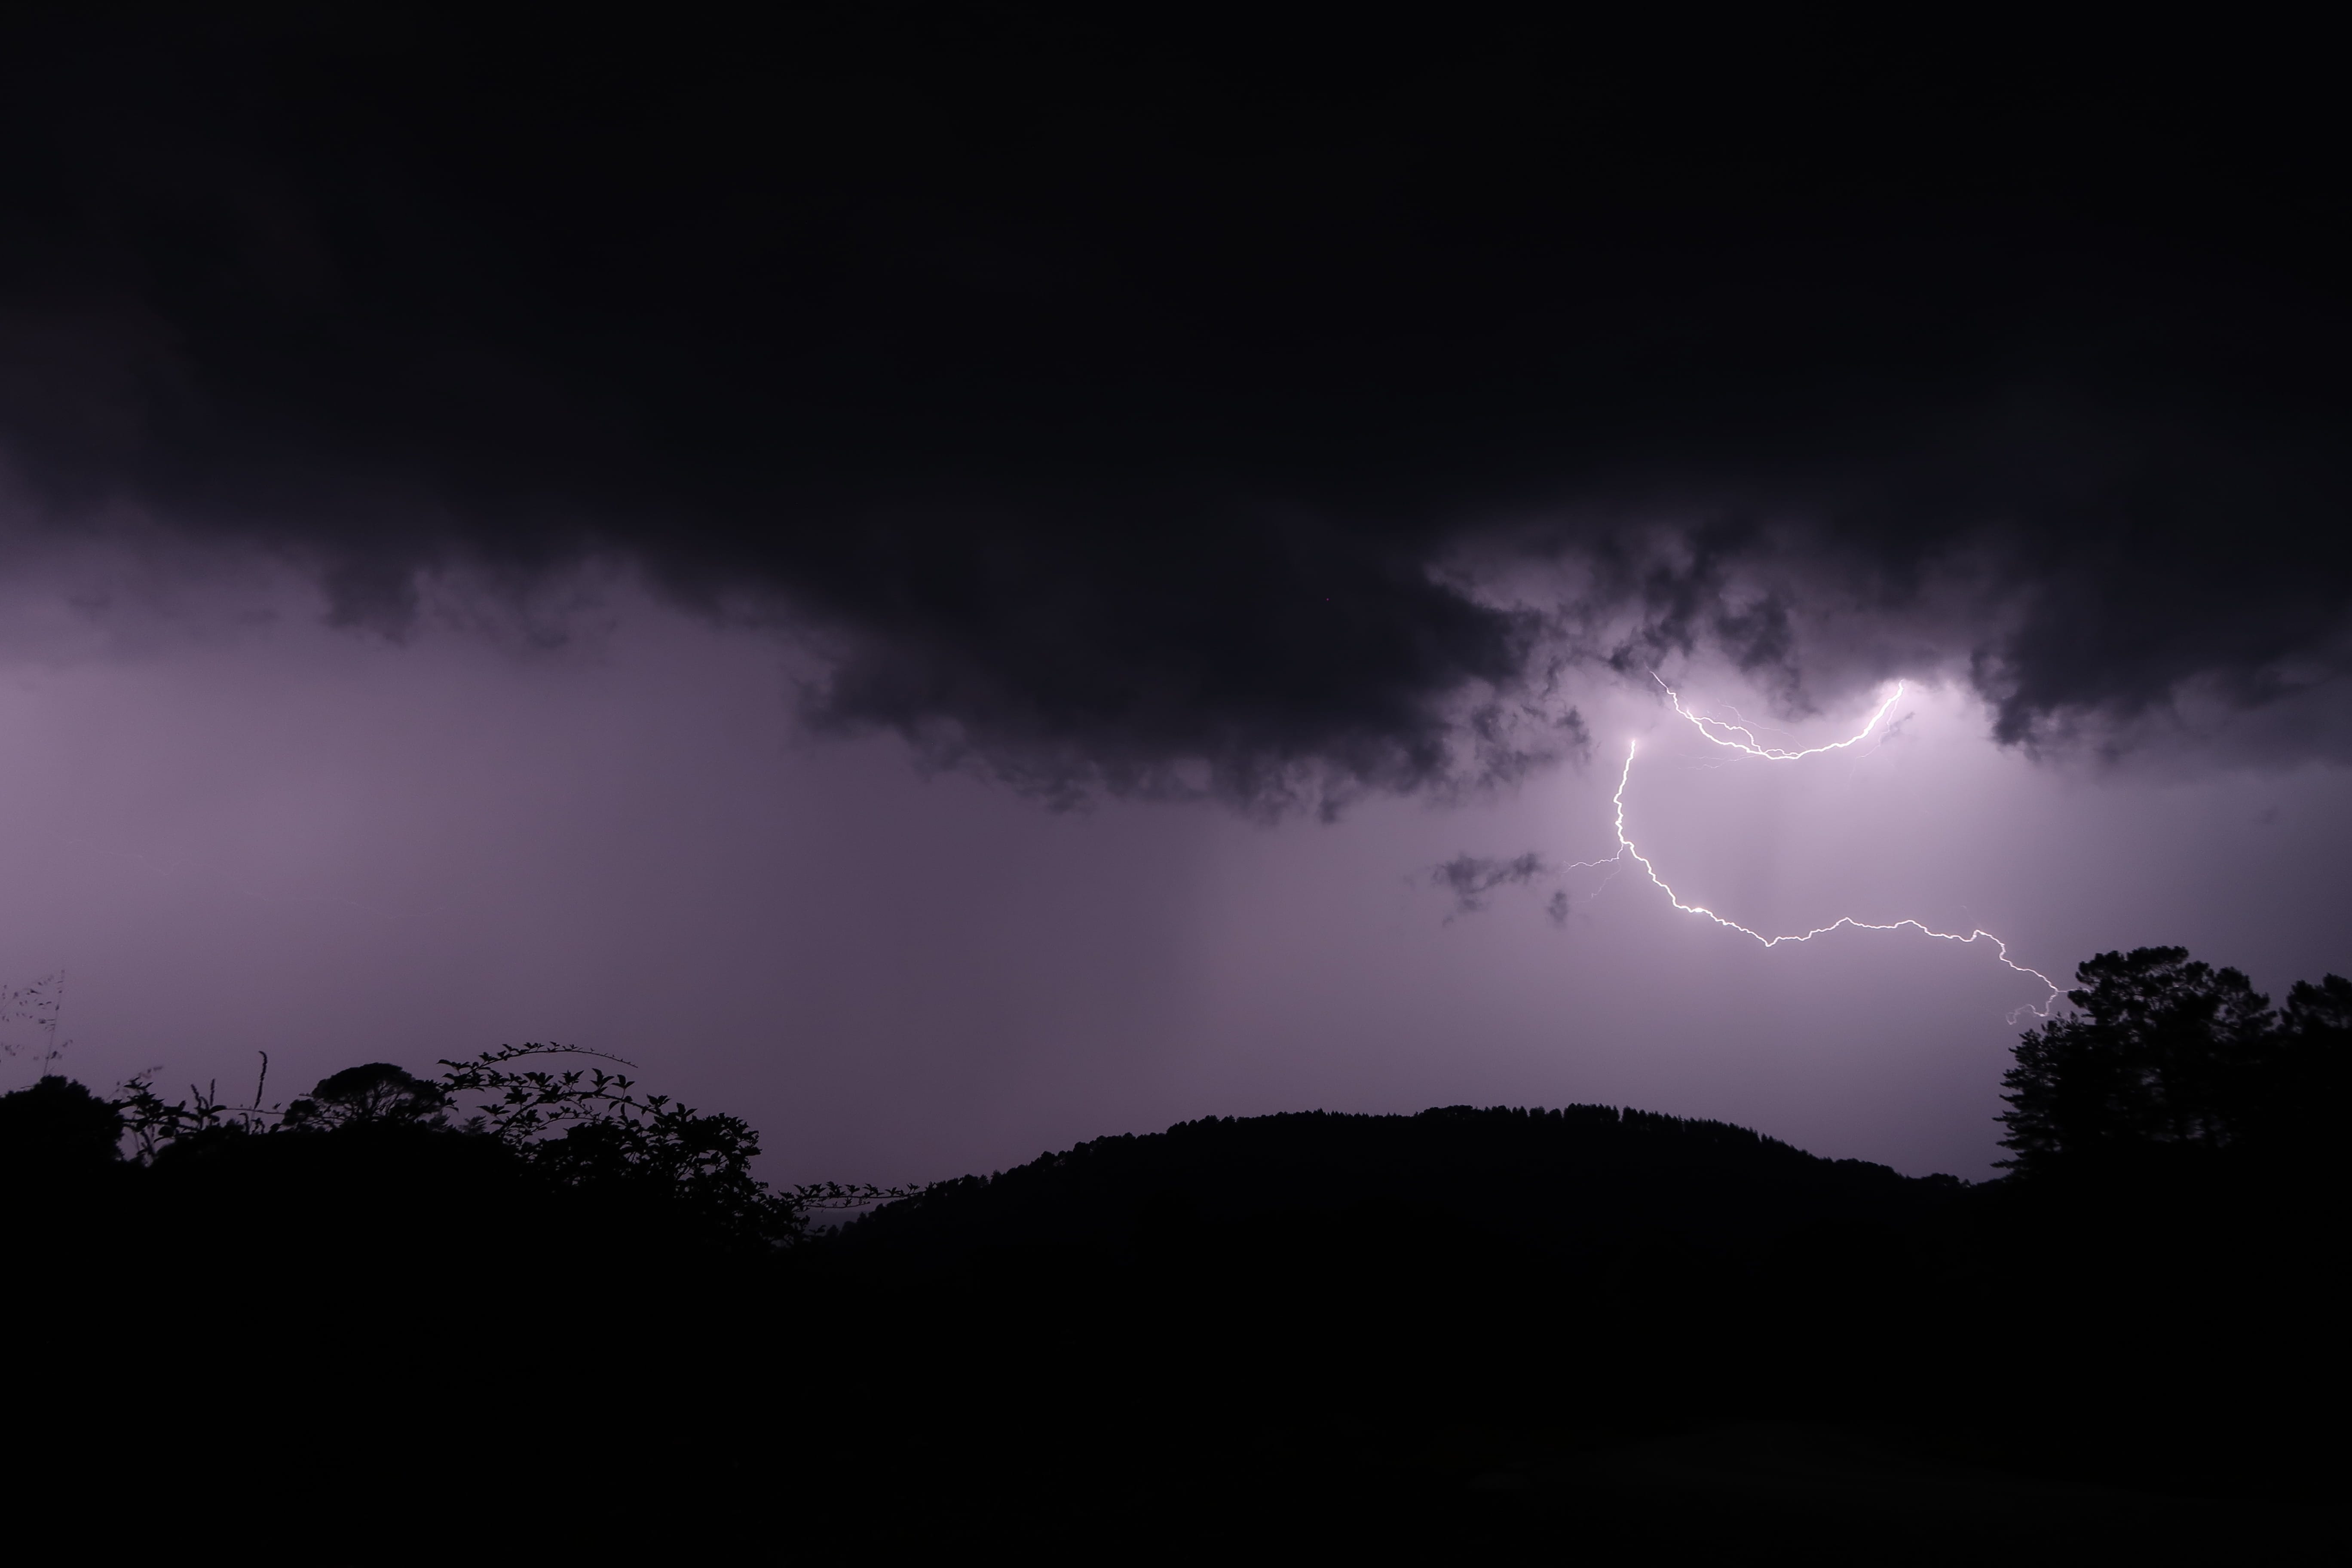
[802,1096,2323,1560]
[831,1102,1961,1269]
[4,948,2342,1560]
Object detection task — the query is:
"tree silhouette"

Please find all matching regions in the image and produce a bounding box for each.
[1998,946,2349,1181]
[2249,974,2352,1170]
[282,1062,451,1130]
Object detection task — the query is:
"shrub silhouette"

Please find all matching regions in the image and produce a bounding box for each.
[0,1074,122,1177]
[101,1043,909,1252]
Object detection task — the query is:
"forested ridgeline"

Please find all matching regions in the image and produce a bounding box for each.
[827,1104,1961,1271]
[2,948,2343,1559]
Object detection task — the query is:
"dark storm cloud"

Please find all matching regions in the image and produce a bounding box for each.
[3,11,2346,802]
[1431,852,1549,919]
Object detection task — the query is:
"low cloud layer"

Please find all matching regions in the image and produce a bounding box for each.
[3,14,2344,805]
[1432,852,1551,920]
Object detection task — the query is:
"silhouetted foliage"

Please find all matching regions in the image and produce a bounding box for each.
[0,1074,121,1177]
[0,971,70,1076]
[1999,946,2349,1179]
[1974,944,2348,1533]
[2258,974,2352,1164]
[435,1043,910,1246]
[113,1072,255,1156]
[97,1042,913,1252]
[282,1063,451,1130]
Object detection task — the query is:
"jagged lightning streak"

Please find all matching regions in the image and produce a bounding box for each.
[1660,679,1907,761]
[1572,678,2062,1020]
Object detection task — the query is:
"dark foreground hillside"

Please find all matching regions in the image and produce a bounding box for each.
[805,1102,2336,1560]
[7,957,2343,1565]
[6,1104,2328,1561]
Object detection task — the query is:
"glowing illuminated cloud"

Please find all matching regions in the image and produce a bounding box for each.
[1570,679,2063,1020]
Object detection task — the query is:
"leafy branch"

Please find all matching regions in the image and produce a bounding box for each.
[1,971,70,1077]
[435,1043,922,1244]
[115,1074,271,1160]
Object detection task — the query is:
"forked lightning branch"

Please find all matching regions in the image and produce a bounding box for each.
[1572,678,2063,1020]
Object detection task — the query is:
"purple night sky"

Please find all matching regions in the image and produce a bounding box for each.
[4,548,2344,1185]
[3,15,2346,1188]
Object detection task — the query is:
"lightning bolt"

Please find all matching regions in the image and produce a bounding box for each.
[1571,678,2062,1020]
[1660,679,1908,761]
